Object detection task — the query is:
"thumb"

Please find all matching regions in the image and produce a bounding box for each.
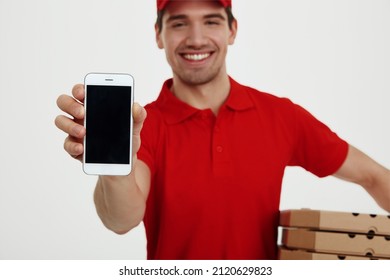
[132,103,147,134]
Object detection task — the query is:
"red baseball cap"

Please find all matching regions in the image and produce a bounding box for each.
[157,0,232,11]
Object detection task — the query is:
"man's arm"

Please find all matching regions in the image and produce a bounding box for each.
[333,145,390,212]
[55,84,150,234]
[93,101,151,234]
[94,160,151,234]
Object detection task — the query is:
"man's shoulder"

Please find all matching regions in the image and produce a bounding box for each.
[237,82,295,110]
[143,101,164,123]
[144,99,159,111]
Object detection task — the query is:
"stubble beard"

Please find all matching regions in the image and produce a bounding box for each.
[173,63,224,86]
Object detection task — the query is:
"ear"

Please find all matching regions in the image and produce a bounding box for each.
[155,23,164,49]
[228,19,238,45]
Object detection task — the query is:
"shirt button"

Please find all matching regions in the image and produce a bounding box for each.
[216,146,223,153]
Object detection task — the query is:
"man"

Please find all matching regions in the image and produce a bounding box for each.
[55,0,390,259]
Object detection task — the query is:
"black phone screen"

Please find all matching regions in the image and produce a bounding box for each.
[85,85,131,164]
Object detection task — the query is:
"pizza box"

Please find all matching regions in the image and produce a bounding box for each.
[280,209,390,236]
[281,228,390,258]
[278,247,388,260]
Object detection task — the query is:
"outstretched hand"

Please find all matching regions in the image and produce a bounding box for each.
[55,84,147,163]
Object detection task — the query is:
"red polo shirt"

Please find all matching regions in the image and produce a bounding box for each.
[138,77,348,259]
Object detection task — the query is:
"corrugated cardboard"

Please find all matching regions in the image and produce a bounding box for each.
[282,228,390,258]
[278,247,387,260]
[280,209,390,235]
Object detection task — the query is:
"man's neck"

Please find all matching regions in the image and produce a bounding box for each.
[170,73,231,116]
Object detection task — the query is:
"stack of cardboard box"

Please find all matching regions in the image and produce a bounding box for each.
[278,209,390,260]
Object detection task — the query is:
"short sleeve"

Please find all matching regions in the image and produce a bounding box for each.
[288,103,349,177]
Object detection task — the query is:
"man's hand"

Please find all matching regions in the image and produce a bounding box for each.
[54,84,147,163]
[55,84,86,161]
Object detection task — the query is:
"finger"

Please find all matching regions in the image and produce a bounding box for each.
[72,84,85,102]
[55,115,86,138]
[64,136,84,160]
[133,103,147,123]
[56,94,85,120]
[132,103,147,136]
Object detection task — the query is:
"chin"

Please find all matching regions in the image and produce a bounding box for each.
[176,69,221,86]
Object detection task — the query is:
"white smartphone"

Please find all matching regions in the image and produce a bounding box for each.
[83,73,134,176]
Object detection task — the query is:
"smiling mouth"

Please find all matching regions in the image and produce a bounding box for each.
[182,52,212,62]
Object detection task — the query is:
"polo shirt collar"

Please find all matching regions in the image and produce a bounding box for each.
[156,76,255,125]
[225,77,255,111]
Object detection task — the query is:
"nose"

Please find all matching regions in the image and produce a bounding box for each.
[185,23,207,48]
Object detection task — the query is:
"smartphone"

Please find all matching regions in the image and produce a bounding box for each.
[83,73,134,176]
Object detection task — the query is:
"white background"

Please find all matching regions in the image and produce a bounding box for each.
[0,0,389,259]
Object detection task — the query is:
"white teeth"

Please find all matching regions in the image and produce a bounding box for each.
[183,53,211,61]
